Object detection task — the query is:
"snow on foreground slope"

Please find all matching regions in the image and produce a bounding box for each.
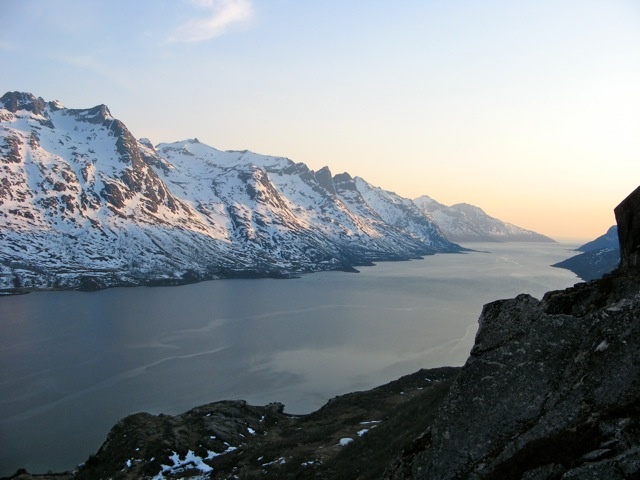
[0,92,465,291]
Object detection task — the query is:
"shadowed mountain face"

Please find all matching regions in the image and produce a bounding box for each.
[615,186,640,273]
[577,225,619,252]
[1,92,465,292]
[553,225,620,281]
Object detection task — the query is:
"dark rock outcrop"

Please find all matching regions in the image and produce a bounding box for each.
[615,185,640,273]
[314,166,336,195]
[384,186,640,479]
[385,280,640,479]
[5,369,459,480]
[0,92,47,115]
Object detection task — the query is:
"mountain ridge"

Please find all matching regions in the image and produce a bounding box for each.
[414,195,555,243]
[1,91,551,292]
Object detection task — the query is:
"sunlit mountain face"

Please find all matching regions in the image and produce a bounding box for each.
[1,92,468,291]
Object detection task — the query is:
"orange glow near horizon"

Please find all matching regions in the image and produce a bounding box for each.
[3,1,639,241]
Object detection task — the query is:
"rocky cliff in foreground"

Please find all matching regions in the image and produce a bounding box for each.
[386,186,640,480]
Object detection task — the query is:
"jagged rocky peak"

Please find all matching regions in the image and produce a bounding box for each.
[0,91,65,117]
[138,137,155,150]
[66,103,114,124]
[333,171,352,181]
[614,185,640,273]
[314,166,336,194]
[333,171,358,191]
[0,91,47,115]
[0,90,115,128]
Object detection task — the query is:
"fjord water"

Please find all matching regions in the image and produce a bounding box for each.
[0,243,580,475]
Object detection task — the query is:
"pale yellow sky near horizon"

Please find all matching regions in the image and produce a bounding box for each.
[2,0,639,241]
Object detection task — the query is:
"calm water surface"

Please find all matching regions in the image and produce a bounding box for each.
[0,242,580,474]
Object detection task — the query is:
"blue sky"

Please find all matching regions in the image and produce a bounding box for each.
[1,0,639,239]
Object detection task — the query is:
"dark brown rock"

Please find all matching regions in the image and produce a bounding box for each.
[63,368,456,480]
[614,185,640,273]
[0,92,46,115]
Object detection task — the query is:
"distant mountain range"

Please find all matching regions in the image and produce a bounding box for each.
[0,91,553,291]
[414,196,554,243]
[552,226,620,280]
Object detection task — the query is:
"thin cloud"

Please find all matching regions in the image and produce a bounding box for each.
[57,54,132,89]
[0,40,15,51]
[168,0,255,44]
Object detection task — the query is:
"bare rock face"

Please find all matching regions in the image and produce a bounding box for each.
[385,187,640,480]
[615,185,640,273]
[314,166,336,195]
[74,400,289,479]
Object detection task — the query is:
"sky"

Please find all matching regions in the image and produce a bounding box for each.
[1,0,639,241]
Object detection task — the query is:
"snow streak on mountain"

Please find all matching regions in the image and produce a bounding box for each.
[0,92,472,291]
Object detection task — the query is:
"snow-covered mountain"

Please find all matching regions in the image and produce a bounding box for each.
[1,92,467,291]
[414,195,555,242]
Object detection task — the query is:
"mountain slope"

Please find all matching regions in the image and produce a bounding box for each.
[552,226,620,280]
[576,225,619,252]
[414,195,555,242]
[1,92,464,291]
[348,177,452,251]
